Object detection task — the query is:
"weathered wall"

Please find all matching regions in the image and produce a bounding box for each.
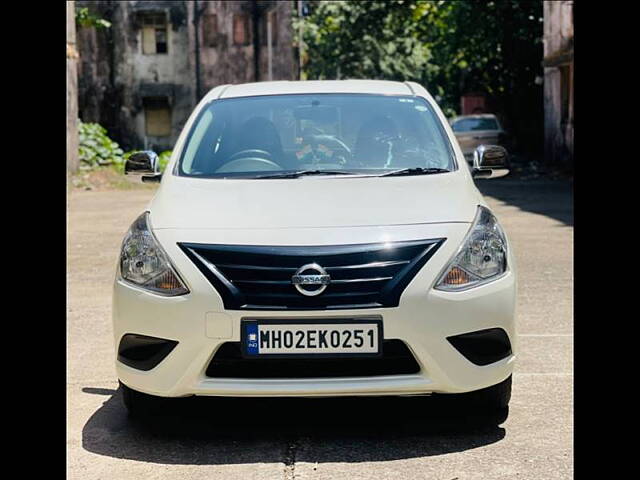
[77,2,119,142]
[192,1,296,97]
[120,1,193,151]
[543,0,573,167]
[543,67,562,161]
[78,1,193,151]
[543,1,573,57]
[67,1,79,173]
[192,1,257,95]
[257,1,296,83]
[76,0,296,152]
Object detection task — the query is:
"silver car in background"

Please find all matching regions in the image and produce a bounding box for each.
[450,114,506,165]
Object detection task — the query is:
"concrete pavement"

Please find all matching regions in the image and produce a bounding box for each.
[67,178,573,479]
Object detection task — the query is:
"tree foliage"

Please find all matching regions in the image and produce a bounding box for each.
[75,6,111,29]
[298,0,544,153]
[297,2,436,82]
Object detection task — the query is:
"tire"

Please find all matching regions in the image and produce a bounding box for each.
[433,375,512,424]
[465,375,512,410]
[119,381,165,418]
[463,375,511,424]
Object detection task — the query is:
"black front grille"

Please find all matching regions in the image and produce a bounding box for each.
[178,239,444,310]
[206,340,421,378]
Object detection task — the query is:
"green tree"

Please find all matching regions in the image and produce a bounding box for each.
[75,6,111,29]
[299,0,544,155]
[298,1,442,83]
[432,1,544,153]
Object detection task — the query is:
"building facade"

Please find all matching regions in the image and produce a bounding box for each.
[543,1,573,168]
[67,1,79,172]
[76,1,297,152]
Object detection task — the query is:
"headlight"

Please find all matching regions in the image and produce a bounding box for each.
[435,205,507,291]
[119,212,189,296]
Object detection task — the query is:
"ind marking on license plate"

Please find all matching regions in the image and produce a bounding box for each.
[242,320,382,357]
[245,322,259,355]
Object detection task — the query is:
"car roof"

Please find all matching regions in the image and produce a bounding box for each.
[218,80,415,99]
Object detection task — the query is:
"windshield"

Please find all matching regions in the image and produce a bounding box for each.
[177,94,456,178]
[451,117,499,132]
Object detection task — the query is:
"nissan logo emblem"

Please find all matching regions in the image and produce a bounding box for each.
[291,263,331,296]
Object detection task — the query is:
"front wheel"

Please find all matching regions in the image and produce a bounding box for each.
[465,375,512,410]
[434,375,512,424]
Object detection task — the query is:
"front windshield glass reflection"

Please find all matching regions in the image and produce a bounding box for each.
[178,94,456,178]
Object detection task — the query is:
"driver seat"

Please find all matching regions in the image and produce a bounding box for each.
[234,116,285,162]
[353,116,399,168]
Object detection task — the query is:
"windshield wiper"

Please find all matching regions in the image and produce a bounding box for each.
[254,169,356,179]
[378,167,451,177]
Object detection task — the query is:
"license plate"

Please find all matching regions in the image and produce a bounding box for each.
[241,318,383,358]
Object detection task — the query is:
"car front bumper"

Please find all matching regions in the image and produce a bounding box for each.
[112,222,517,398]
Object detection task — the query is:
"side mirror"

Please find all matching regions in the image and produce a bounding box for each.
[125,151,162,183]
[472,145,509,179]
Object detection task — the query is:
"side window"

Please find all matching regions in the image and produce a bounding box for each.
[141,12,168,55]
[233,14,251,46]
[202,13,218,48]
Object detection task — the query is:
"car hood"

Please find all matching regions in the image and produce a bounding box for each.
[149,172,482,230]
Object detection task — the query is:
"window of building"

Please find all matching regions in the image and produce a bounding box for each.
[260,10,278,46]
[141,12,168,54]
[203,13,218,47]
[233,14,250,46]
[144,97,171,137]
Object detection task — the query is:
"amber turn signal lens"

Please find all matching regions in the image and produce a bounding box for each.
[151,270,185,291]
[442,266,471,285]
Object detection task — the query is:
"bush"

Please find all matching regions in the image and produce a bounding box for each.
[78,120,124,170]
[77,120,172,175]
[158,151,172,172]
[112,151,128,174]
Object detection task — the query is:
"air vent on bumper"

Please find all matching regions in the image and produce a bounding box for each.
[206,340,421,378]
[117,334,178,371]
[447,328,512,366]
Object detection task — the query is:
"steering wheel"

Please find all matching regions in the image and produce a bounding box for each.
[215,157,282,173]
[301,135,352,165]
[228,149,272,162]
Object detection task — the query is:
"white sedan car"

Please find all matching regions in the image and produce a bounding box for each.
[114,80,516,421]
